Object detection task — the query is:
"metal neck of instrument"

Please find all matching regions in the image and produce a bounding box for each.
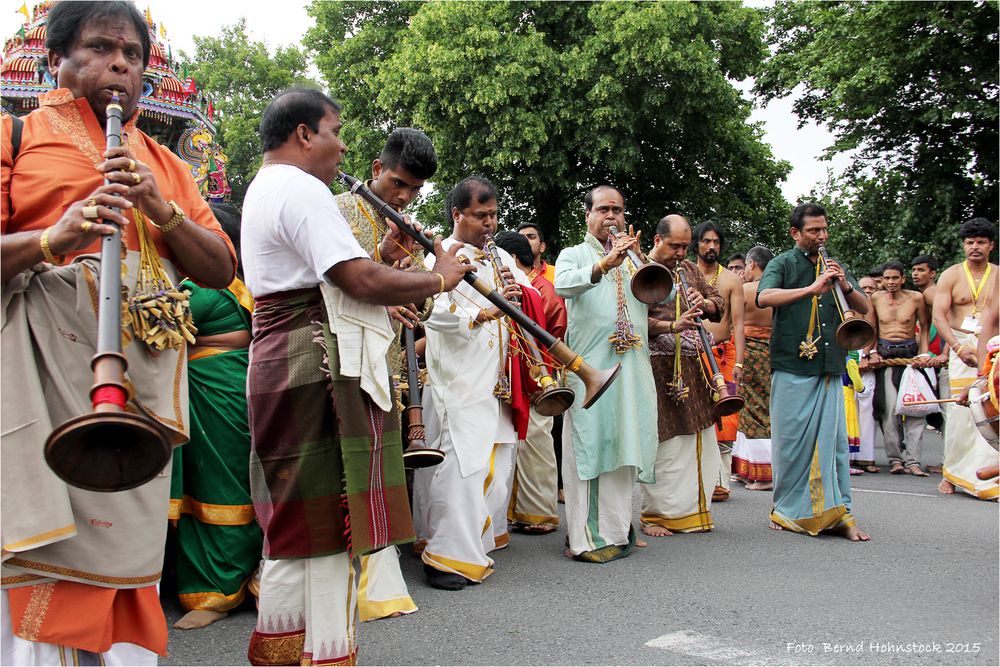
[607,225,643,270]
[675,267,725,378]
[817,245,852,313]
[96,97,125,355]
[403,325,422,409]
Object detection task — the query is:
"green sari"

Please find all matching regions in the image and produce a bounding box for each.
[169,279,262,612]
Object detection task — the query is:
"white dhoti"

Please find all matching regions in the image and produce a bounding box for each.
[943,331,999,500]
[248,553,357,666]
[415,408,516,582]
[1,591,157,666]
[733,431,773,483]
[853,370,877,465]
[357,547,417,622]
[509,407,560,527]
[562,411,637,558]
[640,427,721,532]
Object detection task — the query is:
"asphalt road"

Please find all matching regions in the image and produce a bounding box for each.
[160,429,998,666]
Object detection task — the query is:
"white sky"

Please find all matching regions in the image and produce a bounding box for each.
[4,0,845,203]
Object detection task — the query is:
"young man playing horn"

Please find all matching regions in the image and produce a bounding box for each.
[757,203,871,541]
[414,176,533,590]
[333,127,440,621]
[554,185,658,562]
[643,215,725,536]
[864,261,932,477]
[931,217,999,499]
[733,246,775,491]
[1,3,236,662]
[241,88,471,665]
[692,222,744,502]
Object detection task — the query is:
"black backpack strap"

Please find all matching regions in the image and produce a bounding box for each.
[9,115,24,163]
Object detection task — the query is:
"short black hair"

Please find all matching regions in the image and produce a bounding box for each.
[959,217,997,242]
[494,231,534,268]
[584,185,626,211]
[790,202,827,231]
[726,253,746,265]
[745,246,773,270]
[867,265,885,278]
[690,221,727,255]
[910,254,939,271]
[448,176,497,213]
[259,87,341,152]
[47,1,151,69]
[210,203,242,276]
[516,222,544,243]
[882,260,906,276]
[379,128,437,181]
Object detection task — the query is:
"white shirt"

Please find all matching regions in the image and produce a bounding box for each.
[241,164,368,297]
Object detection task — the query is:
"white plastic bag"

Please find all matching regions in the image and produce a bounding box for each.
[895,364,940,417]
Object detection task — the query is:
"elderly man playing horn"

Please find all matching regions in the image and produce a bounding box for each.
[1,2,236,663]
[642,215,725,536]
[413,176,535,591]
[757,202,871,541]
[240,88,471,665]
[554,185,658,562]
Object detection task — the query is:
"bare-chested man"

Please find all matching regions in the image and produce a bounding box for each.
[733,246,775,490]
[865,261,931,476]
[727,253,746,278]
[691,222,744,501]
[931,218,999,499]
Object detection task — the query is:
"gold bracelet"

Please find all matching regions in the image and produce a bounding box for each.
[734,362,744,369]
[432,272,445,296]
[597,258,608,275]
[150,200,185,234]
[39,228,64,265]
[951,342,964,353]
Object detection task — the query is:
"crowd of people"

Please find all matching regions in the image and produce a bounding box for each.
[2,2,998,666]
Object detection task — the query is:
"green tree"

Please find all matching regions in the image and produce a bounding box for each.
[757,0,998,267]
[305,1,790,252]
[181,19,314,204]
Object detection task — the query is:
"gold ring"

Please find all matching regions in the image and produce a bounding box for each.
[127,159,136,172]
[86,197,97,207]
[132,172,142,185]
[81,221,93,233]
[82,205,100,220]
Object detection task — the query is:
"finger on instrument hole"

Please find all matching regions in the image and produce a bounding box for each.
[95,205,131,226]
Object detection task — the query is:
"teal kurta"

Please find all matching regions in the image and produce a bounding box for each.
[554,235,658,483]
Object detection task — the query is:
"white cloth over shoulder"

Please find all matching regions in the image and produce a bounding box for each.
[241,164,368,297]
[319,282,394,412]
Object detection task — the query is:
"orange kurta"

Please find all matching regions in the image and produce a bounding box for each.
[2,88,236,277]
[2,89,234,656]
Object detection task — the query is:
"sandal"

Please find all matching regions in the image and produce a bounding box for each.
[850,467,864,476]
[906,464,930,477]
[889,462,905,474]
[863,464,880,474]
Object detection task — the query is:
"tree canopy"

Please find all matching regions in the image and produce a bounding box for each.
[757,0,999,267]
[305,1,790,252]
[180,19,314,204]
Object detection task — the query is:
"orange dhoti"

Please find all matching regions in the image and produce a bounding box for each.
[711,336,738,494]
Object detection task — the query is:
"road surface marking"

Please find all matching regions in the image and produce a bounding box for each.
[852,488,941,498]
[645,630,765,665]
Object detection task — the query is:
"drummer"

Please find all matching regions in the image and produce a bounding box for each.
[642,214,725,536]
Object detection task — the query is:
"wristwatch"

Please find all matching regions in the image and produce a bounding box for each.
[151,200,185,234]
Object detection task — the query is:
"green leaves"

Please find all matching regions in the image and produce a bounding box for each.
[306,0,788,254]
[180,18,314,203]
[759,1,999,267]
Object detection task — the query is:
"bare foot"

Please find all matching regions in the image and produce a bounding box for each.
[938,478,955,495]
[841,525,871,542]
[640,524,673,537]
[745,481,772,491]
[173,610,227,630]
[563,547,574,558]
[768,521,784,531]
[635,538,648,548]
